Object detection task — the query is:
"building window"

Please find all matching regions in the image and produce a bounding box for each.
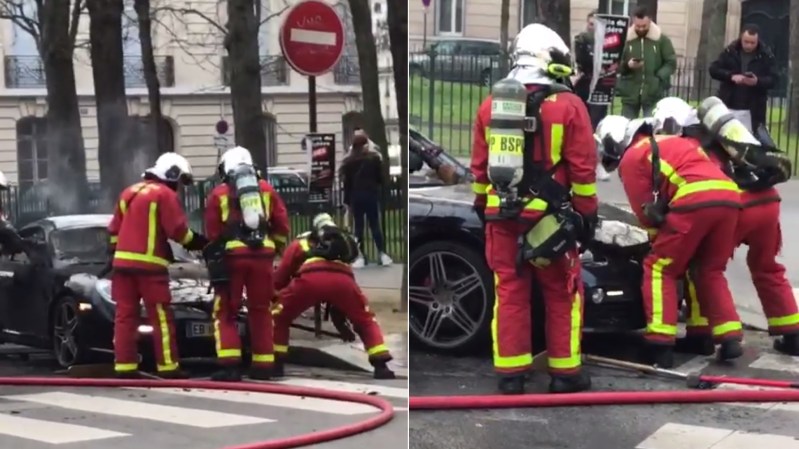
[16,117,48,189]
[520,0,538,28]
[436,0,463,35]
[599,0,633,16]
[374,2,382,14]
[264,114,277,166]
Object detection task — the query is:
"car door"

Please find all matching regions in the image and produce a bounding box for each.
[4,226,52,337]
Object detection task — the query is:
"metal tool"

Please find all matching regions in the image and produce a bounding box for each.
[583,354,714,389]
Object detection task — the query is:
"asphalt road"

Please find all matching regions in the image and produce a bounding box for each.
[410,330,799,449]
[0,346,408,449]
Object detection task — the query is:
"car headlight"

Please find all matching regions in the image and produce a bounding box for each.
[590,288,605,304]
[96,278,114,303]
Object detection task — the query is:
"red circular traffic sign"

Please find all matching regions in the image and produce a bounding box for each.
[215,119,229,135]
[279,0,346,77]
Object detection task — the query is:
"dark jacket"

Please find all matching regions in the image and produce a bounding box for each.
[708,39,776,128]
[573,30,595,101]
[339,150,384,205]
[615,23,677,106]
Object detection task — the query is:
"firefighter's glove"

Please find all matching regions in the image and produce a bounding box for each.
[473,195,487,224]
[330,306,356,342]
[184,232,209,251]
[577,212,599,245]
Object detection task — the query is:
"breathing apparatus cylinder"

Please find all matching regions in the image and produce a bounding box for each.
[487,78,528,193]
[697,96,761,160]
[228,164,264,231]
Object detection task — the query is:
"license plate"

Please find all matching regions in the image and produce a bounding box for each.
[186,321,246,338]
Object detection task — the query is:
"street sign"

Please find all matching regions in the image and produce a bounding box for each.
[422,0,431,7]
[213,134,229,154]
[215,119,229,135]
[279,0,346,77]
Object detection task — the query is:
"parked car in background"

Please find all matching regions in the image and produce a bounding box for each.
[410,37,503,86]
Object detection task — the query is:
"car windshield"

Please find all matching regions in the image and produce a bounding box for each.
[50,227,110,263]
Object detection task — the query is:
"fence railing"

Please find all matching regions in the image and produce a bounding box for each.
[410,53,799,173]
[334,55,361,85]
[1,179,406,262]
[221,55,290,87]
[3,55,176,89]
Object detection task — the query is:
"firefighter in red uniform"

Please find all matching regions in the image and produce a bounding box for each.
[651,97,799,356]
[272,213,394,379]
[108,152,208,379]
[471,24,598,395]
[204,146,290,381]
[595,115,745,367]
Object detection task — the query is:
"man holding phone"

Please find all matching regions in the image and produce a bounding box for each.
[709,24,777,131]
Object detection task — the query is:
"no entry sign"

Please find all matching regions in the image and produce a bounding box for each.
[279,0,346,77]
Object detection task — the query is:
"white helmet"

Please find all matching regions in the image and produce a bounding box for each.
[652,97,700,135]
[595,116,659,173]
[0,170,9,190]
[312,213,336,230]
[510,24,573,79]
[145,152,193,184]
[218,146,254,176]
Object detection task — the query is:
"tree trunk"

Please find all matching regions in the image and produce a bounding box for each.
[536,0,570,45]
[693,0,727,101]
[387,0,407,311]
[499,0,510,75]
[40,0,89,214]
[87,0,134,209]
[789,0,799,134]
[134,0,167,156]
[226,0,266,172]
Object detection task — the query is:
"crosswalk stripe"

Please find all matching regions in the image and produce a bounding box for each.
[636,423,799,449]
[273,378,409,399]
[0,412,129,444]
[1,392,273,428]
[749,353,799,374]
[711,383,799,412]
[131,387,377,415]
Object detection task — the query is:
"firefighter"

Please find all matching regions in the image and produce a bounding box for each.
[272,213,394,379]
[204,146,290,381]
[594,114,745,368]
[471,24,598,395]
[108,152,209,379]
[652,97,799,356]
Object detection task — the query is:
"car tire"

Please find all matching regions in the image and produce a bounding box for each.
[50,295,90,368]
[409,240,493,354]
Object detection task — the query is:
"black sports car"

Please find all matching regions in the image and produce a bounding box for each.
[0,214,246,368]
[409,132,651,353]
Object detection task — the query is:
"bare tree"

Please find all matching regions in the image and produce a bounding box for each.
[134,0,169,155]
[694,0,727,100]
[498,0,510,75]
[387,0,407,311]
[790,0,799,134]
[536,0,570,45]
[0,0,90,214]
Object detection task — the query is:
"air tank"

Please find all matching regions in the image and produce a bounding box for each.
[697,96,761,159]
[230,164,264,231]
[487,78,528,191]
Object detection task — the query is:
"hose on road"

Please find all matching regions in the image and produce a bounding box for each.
[0,376,395,449]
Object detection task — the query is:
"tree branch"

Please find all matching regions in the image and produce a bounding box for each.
[152,5,227,35]
[0,0,41,45]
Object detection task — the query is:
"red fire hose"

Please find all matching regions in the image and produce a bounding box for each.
[0,377,395,449]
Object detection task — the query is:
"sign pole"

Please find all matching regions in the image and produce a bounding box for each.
[423,7,428,49]
[308,75,322,337]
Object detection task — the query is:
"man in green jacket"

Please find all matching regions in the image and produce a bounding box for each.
[615,6,677,119]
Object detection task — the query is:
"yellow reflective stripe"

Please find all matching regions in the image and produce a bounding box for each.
[271,303,284,316]
[119,200,128,214]
[303,256,348,267]
[672,180,740,202]
[220,195,229,222]
[647,257,678,335]
[155,304,174,368]
[571,182,596,197]
[225,239,276,249]
[646,228,658,238]
[147,201,158,256]
[109,235,118,244]
[472,182,489,194]
[712,321,742,336]
[685,272,709,327]
[180,229,194,245]
[275,344,288,353]
[211,295,242,359]
[299,238,310,252]
[768,314,799,327]
[273,234,287,244]
[114,251,170,266]
[252,353,274,363]
[366,344,389,356]
[491,274,534,369]
[486,192,548,211]
[115,363,138,372]
[548,292,583,370]
[262,192,271,221]
[157,363,179,372]
[550,123,563,165]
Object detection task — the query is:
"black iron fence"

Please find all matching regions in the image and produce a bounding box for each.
[410,52,799,173]
[3,55,175,89]
[0,179,406,261]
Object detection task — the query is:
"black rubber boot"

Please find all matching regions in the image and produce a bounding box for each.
[642,343,675,368]
[248,367,275,380]
[272,361,285,378]
[549,371,592,394]
[774,333,799,356]
[211,366,243,382]
[115,371,141,379]
[717,339,744,361]
[498,375,525,395]
[372,360,396,380]
[158,369,191,379]
[674,335,715,356]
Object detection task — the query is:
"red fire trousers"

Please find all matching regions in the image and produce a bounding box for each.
[213,256,275,369]
[273,264,391,363]
[486,221,585,376]
[113,271,180,374]
[686,202,799,336]
[644,207,743,344]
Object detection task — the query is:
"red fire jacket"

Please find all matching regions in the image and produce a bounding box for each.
[274,236,353,292]
[204,179,290,257]
[108,180,196,272]
[470,86,598,221]
[619,134,742,236]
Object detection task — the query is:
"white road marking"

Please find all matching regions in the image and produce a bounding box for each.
[130,387,376,415]
[290,29,336,46]
[273,378,409,399]
[749,353,799,374]
[1,392,272,428]
[672,355,712,375]
[711,383,799,412]
[0,412,129,444]
[636,423,799,449]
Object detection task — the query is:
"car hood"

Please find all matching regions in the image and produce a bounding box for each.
[409,183,473,205]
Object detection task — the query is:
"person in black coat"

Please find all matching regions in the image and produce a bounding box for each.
[573,10,608,129]
[708,24,777,131]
